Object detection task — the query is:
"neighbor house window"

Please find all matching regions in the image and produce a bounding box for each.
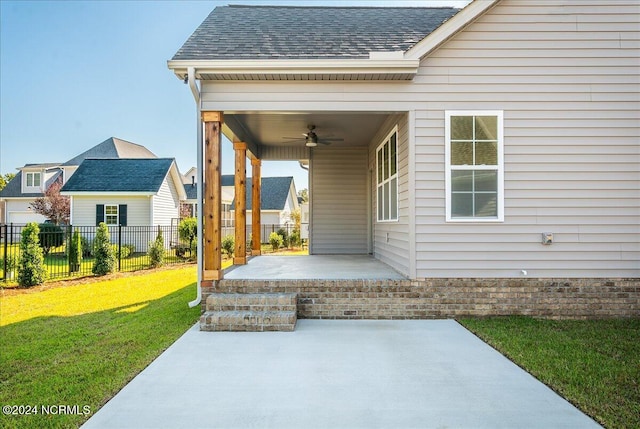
[376,126,398,222]
[445,111,504,222]
[26,172,41,188]
[105,205,119,225]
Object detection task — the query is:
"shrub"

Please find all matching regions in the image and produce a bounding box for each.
[80,236,92,257]
[68,229,83,273]
[38,222,64,255]
[17,222,47,287]
[178,217,197,254]
[111,243,134,259]
[221,235,234,257]
[92,222,115,276]
[148,227,165,268]
[269,232,283,252]
[276,227,289,248]
[1,255,18,280]
[290,228,301,247]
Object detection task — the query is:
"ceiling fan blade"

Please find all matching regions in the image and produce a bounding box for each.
[321,137,344,142]
[317,140,332,146]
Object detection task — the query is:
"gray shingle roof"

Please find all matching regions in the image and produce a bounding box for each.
[61,159,174,193]
[172,6,459,60]
[62,137,156,166]
[184,176,294,212]
[0,170,63,198]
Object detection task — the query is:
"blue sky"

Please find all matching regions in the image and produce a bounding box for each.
[1,0,471,191]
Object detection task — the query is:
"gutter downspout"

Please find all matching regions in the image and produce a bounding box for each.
[187,66,203,308]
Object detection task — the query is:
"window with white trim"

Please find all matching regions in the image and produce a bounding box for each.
[105,205,119,226]
[376,127,398,222]
[445,111,504,221]
[26,172,41,188]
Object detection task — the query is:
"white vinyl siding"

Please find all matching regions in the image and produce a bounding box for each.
[198,0,639,278]
[70,196,150,227]
[152,175,180,226]
[310,147,368,254]
[5,200,47,225]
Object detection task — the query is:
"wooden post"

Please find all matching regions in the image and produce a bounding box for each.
[233,142,247,265]
[251,158,262,256]
[202,111,223,281]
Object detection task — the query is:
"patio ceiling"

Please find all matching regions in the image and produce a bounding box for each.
[223,112,392,151]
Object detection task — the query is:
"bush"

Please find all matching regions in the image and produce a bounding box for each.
[111,244,134,259]
[92,222,115,276]
[148,227,165,268]
[290,228,301,247]
[81,236,92,257]
[17,222,47,287]
[221,235,234,257]
[68,229,83,273]
[38,222,64,255]
[276,228,289,248]
[1,255,18,280]
[178,217,197,253]
[269,232,283,252]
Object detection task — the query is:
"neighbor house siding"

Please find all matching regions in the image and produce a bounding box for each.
[311,147,368,254]
[4,200,46,225]
[152,175,180,226]
[369,113,411,276]
[70,196,151,226]
[411,0,639,278]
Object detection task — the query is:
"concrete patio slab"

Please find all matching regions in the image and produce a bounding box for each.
[82,320,601,429]
[224,255,406,280]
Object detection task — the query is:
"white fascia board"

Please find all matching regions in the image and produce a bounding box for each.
[167,58,420,79]
[404,0,501,60]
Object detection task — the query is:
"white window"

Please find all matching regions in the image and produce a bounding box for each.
[26,172,41,188]
[105,205,119,225]
[445,111,504,222]
[376,126,398,222]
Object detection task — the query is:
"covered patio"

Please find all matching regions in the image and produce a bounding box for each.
[224,255,406,280]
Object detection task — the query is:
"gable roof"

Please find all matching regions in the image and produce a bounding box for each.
[172,6,460,61]
[0,170,62,198]
[61,158,177,194]
[62,137,156,166]
[231,176,295,211]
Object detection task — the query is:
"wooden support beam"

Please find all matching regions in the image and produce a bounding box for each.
[251,158,262,256]
[202,112,223,280]
[233,142,247,265]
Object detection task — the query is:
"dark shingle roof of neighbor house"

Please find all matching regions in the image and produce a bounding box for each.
[61,159,174,193]
[172,6,460,60]
[62,137,156,166]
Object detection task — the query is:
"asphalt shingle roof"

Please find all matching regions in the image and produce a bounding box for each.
[61,159,174,193]
[0,170,63,198]
[172,6,459,60]
[62,137,156,166]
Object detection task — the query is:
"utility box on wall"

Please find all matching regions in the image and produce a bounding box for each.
[542,232,553,245]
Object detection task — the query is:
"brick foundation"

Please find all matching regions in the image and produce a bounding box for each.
[201,278,640,319]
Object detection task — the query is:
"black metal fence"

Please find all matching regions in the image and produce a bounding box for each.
[0,223,192,283]
[1,223,300,283]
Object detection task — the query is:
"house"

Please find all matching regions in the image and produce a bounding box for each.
[168,1,639,319]
[182,171,299,229]
[61,158,185,227]
[0,137,156,224]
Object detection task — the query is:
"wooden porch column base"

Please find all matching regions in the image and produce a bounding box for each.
[251,249,262,256]
[203,269,224,281]
[233,256,247,265]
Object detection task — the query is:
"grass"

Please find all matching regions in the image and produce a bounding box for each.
[458,316,640,429]
[0,265,203,429]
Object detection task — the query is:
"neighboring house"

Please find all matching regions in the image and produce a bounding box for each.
[169,0,639,282]
[182,171,299,227]
[61,158,185,227]
[0,137,156,224]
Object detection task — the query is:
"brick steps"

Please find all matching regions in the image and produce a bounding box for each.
[200,293,297,332]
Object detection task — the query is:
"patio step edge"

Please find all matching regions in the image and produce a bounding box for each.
[200,310,297,332]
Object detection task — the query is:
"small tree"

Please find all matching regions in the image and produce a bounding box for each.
[92,222,115,276]
[221,235,234,257]
[269,232,283,252]
[148,227,166,268]
[178,217,198,255]
[68,228,83,273]
[38,223,65,255]
[17,222,47,287]
[30,179,70,225]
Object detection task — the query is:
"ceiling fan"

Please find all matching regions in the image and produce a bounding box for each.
[283,125,344,147]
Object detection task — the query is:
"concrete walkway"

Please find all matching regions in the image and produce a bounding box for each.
[82,320,601,429]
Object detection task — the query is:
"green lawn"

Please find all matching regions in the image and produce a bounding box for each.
[0,266,201,429]
[459,316,640,429]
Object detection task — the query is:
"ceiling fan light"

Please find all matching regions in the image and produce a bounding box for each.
[306,141,317,147]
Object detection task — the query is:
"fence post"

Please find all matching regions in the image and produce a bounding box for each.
[2,224,7,282]
[118,224,122,272]
[66,225,72,276]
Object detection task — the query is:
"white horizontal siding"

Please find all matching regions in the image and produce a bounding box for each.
[311,147,368,254]
[152,175,180,226]
[71,196,151,227]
